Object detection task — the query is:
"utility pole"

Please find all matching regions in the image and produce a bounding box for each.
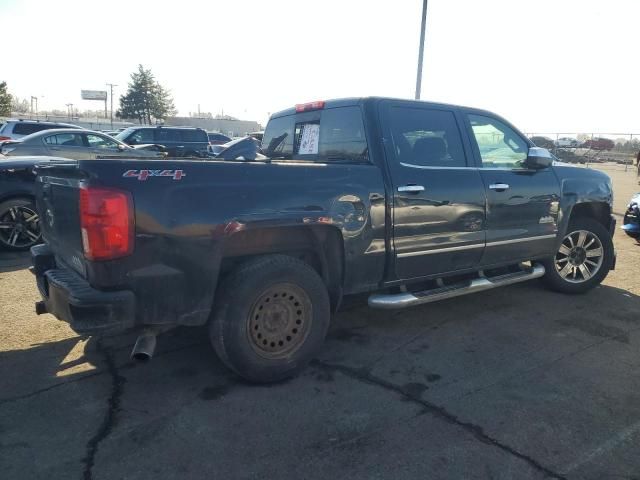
[106,83,118,128]
[30,96,38,119]
[66,103,74,121]
[415,0,428,100]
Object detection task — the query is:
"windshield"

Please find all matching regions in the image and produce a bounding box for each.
[114,128,135,141]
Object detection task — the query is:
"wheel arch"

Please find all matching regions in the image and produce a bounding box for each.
[568,201,612,231]
[220,225,345,311]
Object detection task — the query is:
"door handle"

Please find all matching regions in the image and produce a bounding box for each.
[397,185,425,193]
[489,183,510,191]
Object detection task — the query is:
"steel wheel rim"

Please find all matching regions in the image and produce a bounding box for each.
[247,283,312,359]
[554,229,604,283]
[0,205,41,248]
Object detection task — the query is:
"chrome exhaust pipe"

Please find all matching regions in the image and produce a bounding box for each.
[131,333,157,361]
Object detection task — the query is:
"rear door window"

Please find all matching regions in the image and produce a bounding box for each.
[180,129,207,142]
[44,133,85,146]
[387,107,467,168]
[156,129,181,143]
[13,123,44,135]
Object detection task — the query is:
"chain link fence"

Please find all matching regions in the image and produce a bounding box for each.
[525,132,639,173]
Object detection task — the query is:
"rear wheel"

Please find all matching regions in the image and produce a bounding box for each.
[210,255,330,383]
[0,198,41,251]
[541,218,613,294]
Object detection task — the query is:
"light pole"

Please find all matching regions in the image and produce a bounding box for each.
[415,0,428,100]
[66,103,74,121]
[106,83,118,128]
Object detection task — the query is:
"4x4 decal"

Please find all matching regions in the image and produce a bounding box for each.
[123,169,186,181]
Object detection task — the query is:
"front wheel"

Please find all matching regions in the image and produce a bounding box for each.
[541,218,613,294]
[210,255,330,383]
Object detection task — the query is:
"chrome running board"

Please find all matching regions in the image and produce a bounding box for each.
[368,264,545,310]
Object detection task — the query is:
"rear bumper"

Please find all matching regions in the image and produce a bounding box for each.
[31,244,135,335]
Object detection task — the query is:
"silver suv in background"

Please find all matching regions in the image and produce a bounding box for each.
[0,119,80,141]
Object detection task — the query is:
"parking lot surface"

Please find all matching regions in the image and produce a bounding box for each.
[1,166,639,480]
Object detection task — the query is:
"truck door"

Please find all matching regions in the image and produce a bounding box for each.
[381,102,487,280]
[463,112,561,265]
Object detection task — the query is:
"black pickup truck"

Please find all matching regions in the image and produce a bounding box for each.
[31,97,615,382]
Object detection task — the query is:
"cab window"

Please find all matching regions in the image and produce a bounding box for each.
[388,107,466,168]
[467,114,528,169]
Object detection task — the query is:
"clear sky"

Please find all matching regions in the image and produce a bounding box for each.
[1,0,638,132]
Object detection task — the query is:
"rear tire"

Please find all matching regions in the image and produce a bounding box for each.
[210,254,330,383]
[0,198,41,251]
[541,217,613,294]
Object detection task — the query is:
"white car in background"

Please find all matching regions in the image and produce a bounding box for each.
[0,119,80,141]
[555,137,579,148]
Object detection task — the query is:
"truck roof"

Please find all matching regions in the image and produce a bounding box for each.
[269,96,478,119]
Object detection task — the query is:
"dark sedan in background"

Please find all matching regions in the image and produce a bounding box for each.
[0,156,71,251]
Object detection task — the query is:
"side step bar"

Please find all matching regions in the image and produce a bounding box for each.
[368,264,545,310]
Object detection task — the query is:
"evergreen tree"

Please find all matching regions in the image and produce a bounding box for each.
[0,81,12,116]
[116,65,176,124]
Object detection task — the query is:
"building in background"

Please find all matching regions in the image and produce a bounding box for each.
[164,116,262,137]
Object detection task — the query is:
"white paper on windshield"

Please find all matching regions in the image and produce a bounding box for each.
[299,124,320,155]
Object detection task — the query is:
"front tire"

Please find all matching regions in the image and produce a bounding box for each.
[541,218,613,294]
[210,255,330,383]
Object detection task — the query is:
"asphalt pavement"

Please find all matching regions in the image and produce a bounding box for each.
[1,165,639,480]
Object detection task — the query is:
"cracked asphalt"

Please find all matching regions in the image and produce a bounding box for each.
[1,166,639,480]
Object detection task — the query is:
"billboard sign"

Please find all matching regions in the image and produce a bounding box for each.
[81,90,107,101]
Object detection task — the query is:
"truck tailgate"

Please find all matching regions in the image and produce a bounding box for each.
[36,162,87,277]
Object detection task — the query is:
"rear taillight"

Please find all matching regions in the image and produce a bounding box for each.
[0,136,11,141]
[79,187,134,261]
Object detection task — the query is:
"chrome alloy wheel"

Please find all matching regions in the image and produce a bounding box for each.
[554,229,604,283]
[0,205,41,249]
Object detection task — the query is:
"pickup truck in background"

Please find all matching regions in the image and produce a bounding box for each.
[31,97,616,383]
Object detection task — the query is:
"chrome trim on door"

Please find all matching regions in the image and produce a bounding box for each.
[488,183,510,190]
[397,185,425,193]
[485,234,556,247]
[397,234,557,258]
[397,243,484,258]
[399,162,476,170]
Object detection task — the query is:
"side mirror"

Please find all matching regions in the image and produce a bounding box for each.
[526,147,553,169]
[117,144,126,151]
